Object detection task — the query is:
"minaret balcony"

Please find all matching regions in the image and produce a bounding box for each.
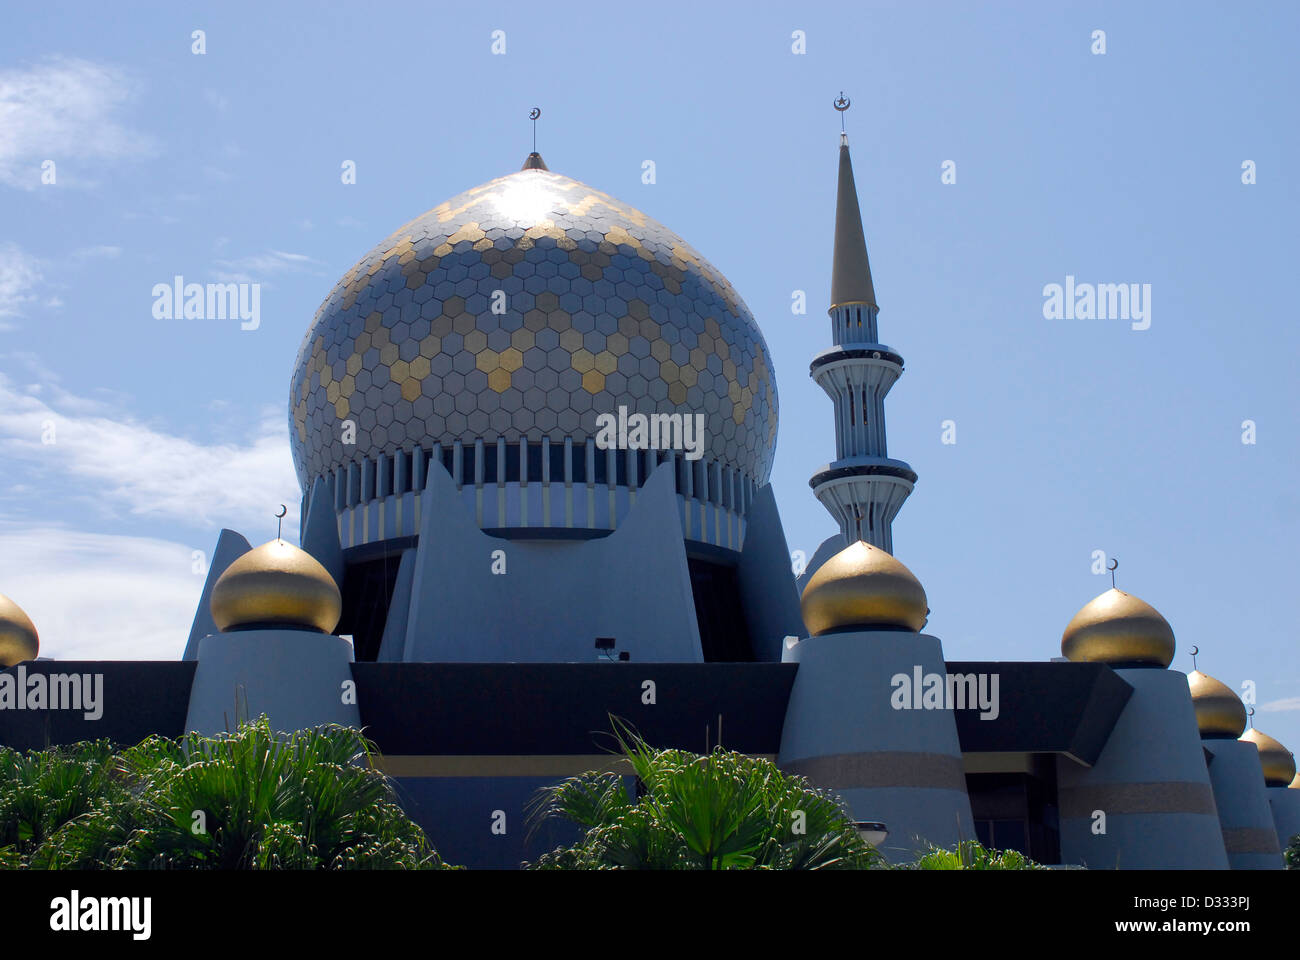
[810,344,904,402]
[810,456,918,489]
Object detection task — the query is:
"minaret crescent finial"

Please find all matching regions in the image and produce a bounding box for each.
[833,92,850,133]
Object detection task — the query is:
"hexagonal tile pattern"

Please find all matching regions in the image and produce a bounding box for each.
[290,161,778,492]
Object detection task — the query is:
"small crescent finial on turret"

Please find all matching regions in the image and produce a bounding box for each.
[275,503,287,541]
[1108,556,1119,589]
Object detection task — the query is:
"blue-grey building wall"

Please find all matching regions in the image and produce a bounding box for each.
[1203,739,1283,869]
[184,629,360,736]
[1056,668,1228,869]
[777,629,974,861]
[401,459,702,663]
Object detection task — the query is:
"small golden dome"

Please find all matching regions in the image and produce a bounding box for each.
[1187,670,1247,738]
[1061,588,1174,667]
[800,540,928,636]
[1241,728,1297,788]
[210,540,341,634]
[0,593,39,667]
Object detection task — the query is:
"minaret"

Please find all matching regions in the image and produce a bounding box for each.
[809,101,916,554]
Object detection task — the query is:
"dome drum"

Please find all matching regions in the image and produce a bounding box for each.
[321,439,760,551]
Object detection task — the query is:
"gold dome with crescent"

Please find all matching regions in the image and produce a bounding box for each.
[1186,670,1247,738]
[0,593,39,667]
[210,539,341,634]
[800,540,928,636]
[1240,728,1297,788]
[1061,588,1175,667]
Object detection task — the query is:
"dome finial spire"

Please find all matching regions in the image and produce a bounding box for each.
[521,108,548,171]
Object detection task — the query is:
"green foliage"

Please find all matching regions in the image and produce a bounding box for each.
[1286,834,1299,869]
[0,739,125,864]
[901,839,1047,870]
[525,720,884,870]
[0,717,453,870]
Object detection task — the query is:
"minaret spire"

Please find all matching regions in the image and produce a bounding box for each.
[808,95,916,553]
[830,132,877,309]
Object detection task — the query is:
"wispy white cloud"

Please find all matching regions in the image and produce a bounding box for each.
[0,368,300,533]
[0,57,154,189]
[1261,697,1300,713]
[213,249,318,284]
[0,243,42,325]
[0,523,201,660]
[72,245,122,261]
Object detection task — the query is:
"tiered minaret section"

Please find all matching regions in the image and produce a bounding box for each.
[809,133,916,553]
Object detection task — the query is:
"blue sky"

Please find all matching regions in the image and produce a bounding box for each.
[1,2,1297,746]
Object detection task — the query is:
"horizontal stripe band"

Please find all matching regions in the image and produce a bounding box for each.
[1059,782,1217,818]
[781,752,968,791]
[1221,827,1281,855]
[373,754,776,778]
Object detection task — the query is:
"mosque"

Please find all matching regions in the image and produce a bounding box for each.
[1,106,1296,870]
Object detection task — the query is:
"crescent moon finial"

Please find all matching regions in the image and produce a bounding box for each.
[275,503,287,540]
[1189,645,1199,670]
[529,107,541,121]
[1107,556,1119,588]
[833,92,850,133]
